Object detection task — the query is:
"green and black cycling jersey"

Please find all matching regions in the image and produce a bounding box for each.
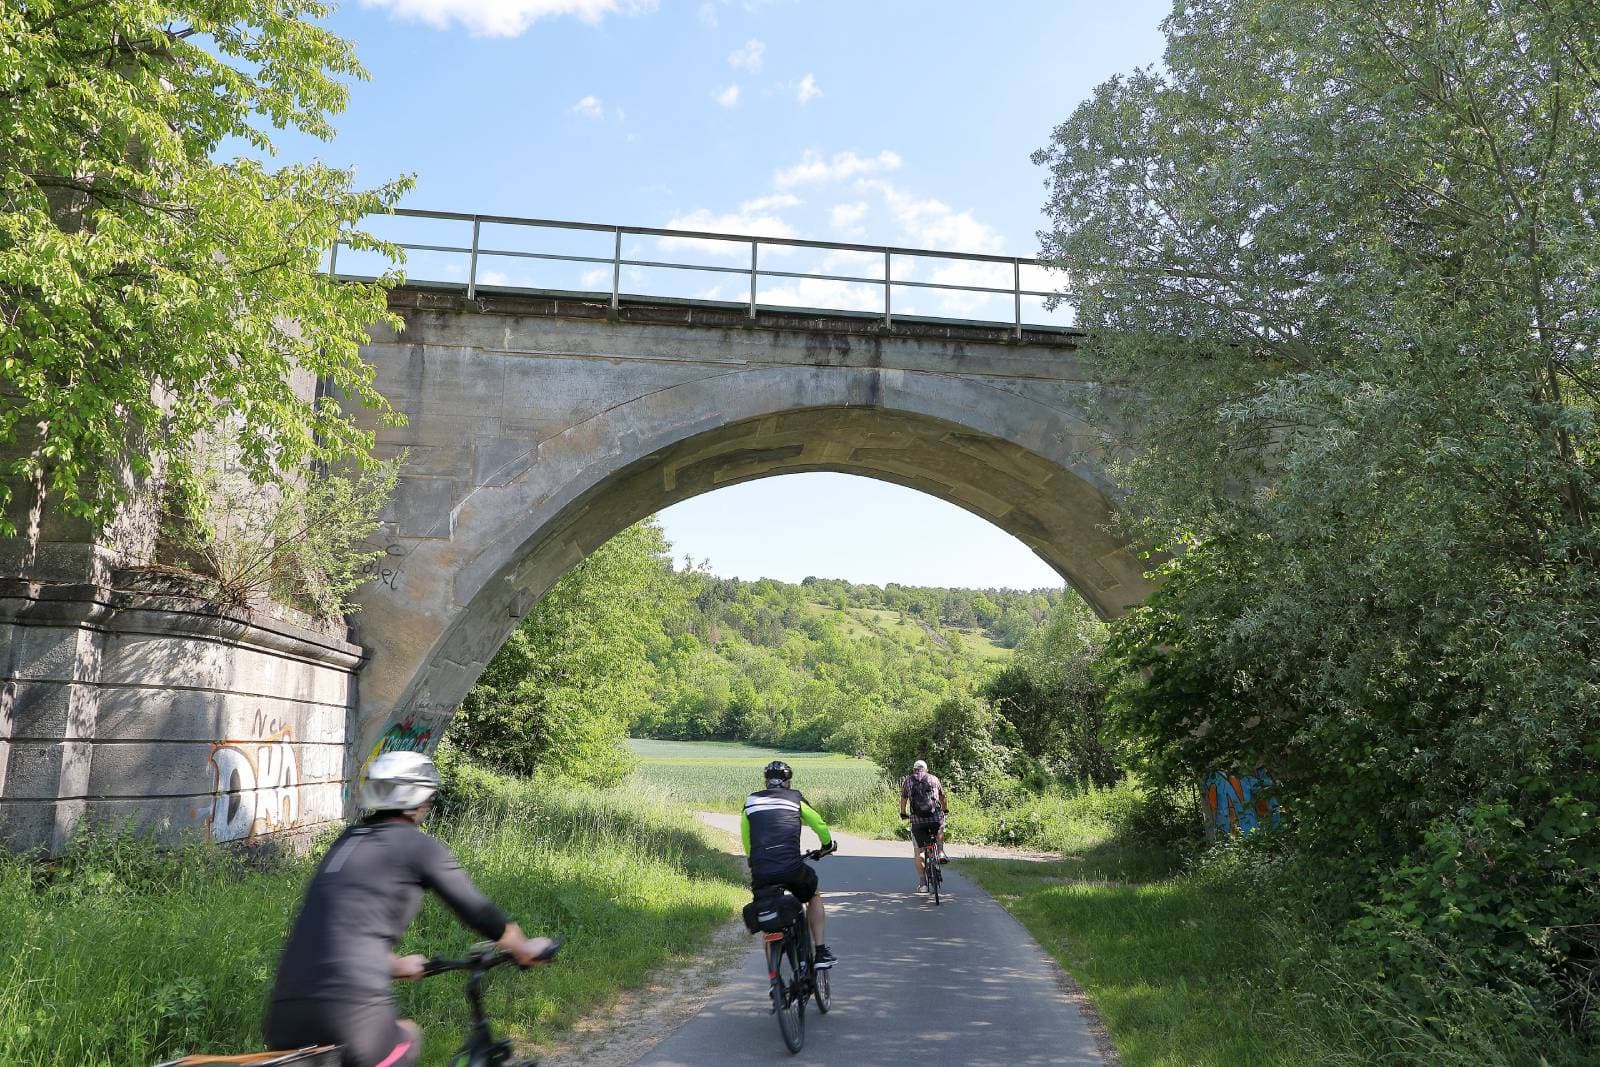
[741,785,832,880]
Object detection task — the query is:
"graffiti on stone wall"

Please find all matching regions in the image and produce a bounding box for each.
[207,726,343,841]
[358,713,443,777]
[1204,770,1280,835]
[208,729,300,842]
[358,540,408,591]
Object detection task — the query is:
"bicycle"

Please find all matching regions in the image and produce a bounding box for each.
[748,846,833,1054]
[422,938,562,1066]
[902,814,945,905]
[919,835,944,905]
[157,939,561,1067]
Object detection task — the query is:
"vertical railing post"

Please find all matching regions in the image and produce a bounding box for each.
[884,250,893,328]
[328,238,339,277]
[749,241,759,319]
[611,228,622,313]
[1013,258,1023,339]
[466,217,481,299]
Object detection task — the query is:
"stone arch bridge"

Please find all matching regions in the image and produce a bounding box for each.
[349,282,1151,771]
[0,216,1154,852]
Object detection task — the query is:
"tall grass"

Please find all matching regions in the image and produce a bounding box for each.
[0,769,746,1067]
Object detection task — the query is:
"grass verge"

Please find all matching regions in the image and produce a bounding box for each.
[0,766,745,1067]
[963,856,1289,1066]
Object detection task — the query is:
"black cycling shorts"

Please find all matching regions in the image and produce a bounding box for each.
[911,819,943,848]
[753,863,820,904]
[265,998,418,1067]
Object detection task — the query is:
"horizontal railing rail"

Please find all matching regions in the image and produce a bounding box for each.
[329,208,1069,337]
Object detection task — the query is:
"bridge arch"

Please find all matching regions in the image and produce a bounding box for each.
[347,290,1154,766]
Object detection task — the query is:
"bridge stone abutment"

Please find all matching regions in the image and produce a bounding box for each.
[346,287,1154,769]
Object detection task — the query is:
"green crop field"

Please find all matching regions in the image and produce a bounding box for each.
[626,738,886,820]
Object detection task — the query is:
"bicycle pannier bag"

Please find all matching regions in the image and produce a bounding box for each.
[743,886,802,933]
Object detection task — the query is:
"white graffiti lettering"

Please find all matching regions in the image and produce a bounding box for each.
[208,733,301,842]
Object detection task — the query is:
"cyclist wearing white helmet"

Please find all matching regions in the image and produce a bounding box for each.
[900,758,949,889]
[264,750,554,1067]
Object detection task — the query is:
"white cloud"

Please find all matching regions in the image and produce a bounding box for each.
[580,267,610,289]
[359,0,656,37]
[728,38,765,72]
[664,208,796,240]
[760,276,883,314]
[570,94,604,119]
[480,269,511,286]
[795,73,821,104]
[829,201,867,235]
[697,0,717,27]
[643,148,1054,324]
[774,149,902,189]
[714,83,741,107]
[660,207,797,257]
[859,179,1004,253]
[741,193,802,212]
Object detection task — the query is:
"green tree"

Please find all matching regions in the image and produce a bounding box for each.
[448,520,688,785]
[985,596,1118,786]
[0,0,407,537]
[871,694,1009,793]
[1042,0,1600,1044]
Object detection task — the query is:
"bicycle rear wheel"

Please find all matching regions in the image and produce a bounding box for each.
[929,859,942,905]
[770,939,805,1053]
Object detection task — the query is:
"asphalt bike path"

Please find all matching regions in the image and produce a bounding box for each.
[628,815,1104,1066]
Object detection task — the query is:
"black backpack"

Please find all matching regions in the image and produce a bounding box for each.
[908,774,939,818]
[742,885,803,934]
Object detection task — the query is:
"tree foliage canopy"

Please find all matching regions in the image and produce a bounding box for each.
[449,520,692,786]
[1040,0,1600,1045]
[0,0,408,535]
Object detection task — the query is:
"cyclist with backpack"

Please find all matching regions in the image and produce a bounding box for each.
[900,759,949,890]
[741,760,839,969]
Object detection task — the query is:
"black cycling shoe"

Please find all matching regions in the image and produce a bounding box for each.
[813,945,837,969]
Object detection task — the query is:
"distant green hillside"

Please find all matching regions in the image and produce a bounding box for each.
[449,516,1068,781]
[639,575,1058,753]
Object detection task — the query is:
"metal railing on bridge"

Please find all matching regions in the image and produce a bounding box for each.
[328,208,1072,337]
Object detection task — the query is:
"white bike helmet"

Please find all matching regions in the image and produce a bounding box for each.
[363,750,441,812]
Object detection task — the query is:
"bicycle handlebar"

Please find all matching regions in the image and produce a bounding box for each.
[422,937,563,977]
[803,843,837,862]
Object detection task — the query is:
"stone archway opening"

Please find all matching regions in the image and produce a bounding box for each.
[352,401,1152,767]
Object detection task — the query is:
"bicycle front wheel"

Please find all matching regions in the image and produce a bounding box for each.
[813,963,831,1014]
[770,940,805,1053]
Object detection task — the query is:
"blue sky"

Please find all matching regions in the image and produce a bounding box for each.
[283,0,1172,588]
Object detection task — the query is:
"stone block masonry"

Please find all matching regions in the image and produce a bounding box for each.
[0,573,362,853]
[346,286,1158,777]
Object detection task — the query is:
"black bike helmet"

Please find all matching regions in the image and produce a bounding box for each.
[763,760,793,786]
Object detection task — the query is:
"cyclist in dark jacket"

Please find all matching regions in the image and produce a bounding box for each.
[264,751,554,1067]
[741,760,838,968]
